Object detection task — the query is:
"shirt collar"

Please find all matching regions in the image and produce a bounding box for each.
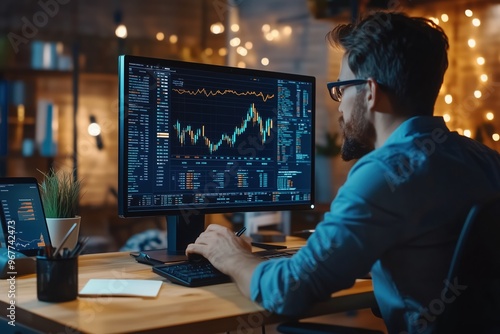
[383,116,449,147]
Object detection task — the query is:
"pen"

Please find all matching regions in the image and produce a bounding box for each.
[69,236,90,258]
[53,222,78,258]
[235,226,246,237]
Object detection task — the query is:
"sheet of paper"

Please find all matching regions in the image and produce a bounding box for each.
[79,279,163,298]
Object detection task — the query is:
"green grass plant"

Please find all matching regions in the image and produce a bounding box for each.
[39,169,81,218]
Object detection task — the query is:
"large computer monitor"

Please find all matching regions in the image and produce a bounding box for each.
[118,55,315,260]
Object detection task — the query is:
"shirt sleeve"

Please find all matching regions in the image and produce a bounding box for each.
[250,157,407,316]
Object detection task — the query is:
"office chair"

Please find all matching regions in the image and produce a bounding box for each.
[434,193,500,334]
[278,193,500,334]
[276,319,384,334]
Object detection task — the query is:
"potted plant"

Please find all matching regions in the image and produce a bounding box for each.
[39,168,82,249]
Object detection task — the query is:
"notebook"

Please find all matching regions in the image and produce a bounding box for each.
[0,177,52,256]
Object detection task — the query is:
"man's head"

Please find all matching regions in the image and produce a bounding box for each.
[327,11,449,160]
[328,11,449,116]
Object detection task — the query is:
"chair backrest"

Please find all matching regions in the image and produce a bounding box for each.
[435,193,500,334]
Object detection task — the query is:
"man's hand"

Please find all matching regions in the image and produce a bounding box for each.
[186,224,263,297]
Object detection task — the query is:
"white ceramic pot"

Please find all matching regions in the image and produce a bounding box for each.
[45,216,81,250]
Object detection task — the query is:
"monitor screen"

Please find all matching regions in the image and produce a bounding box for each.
[0,177,52,256]
[118,55,315,257]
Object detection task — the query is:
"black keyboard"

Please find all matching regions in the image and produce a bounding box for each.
[153,260,232,287]
[153,247,301,287]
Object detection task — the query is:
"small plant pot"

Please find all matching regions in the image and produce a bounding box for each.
[46,216,81,250]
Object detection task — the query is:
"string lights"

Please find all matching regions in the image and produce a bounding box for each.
[141,3,498,149]
[431,5,498,146]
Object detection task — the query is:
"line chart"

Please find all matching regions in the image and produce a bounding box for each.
[173,87,275,102]
[15,233,46,249]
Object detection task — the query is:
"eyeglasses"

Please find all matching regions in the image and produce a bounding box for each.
[326,79,369,102]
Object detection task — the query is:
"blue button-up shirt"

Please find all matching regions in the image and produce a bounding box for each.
[250,116,500,333]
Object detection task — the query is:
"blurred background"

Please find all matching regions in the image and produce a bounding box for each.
[1,0,499,252]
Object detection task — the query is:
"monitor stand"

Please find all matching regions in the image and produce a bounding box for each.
[141,214,205,263]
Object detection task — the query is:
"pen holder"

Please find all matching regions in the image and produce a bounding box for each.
[36,256,78,302]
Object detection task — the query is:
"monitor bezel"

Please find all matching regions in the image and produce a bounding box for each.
[118,55,316,218]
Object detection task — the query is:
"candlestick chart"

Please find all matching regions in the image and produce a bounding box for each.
[171,85,276,158]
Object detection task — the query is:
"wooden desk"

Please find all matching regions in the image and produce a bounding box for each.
[0,250,375,334]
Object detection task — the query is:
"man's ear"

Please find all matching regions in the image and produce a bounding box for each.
[365,78,378,112]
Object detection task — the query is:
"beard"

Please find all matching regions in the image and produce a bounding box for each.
[339,94,375,161]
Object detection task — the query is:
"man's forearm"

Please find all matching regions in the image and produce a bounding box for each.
[226,253,264,298]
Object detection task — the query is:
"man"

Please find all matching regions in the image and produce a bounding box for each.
[187,11,500,333]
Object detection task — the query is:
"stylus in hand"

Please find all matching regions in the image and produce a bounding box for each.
[234,227,286,250]
[235,226,246,237]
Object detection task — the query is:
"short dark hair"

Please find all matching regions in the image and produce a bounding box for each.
[327,11,449,116]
